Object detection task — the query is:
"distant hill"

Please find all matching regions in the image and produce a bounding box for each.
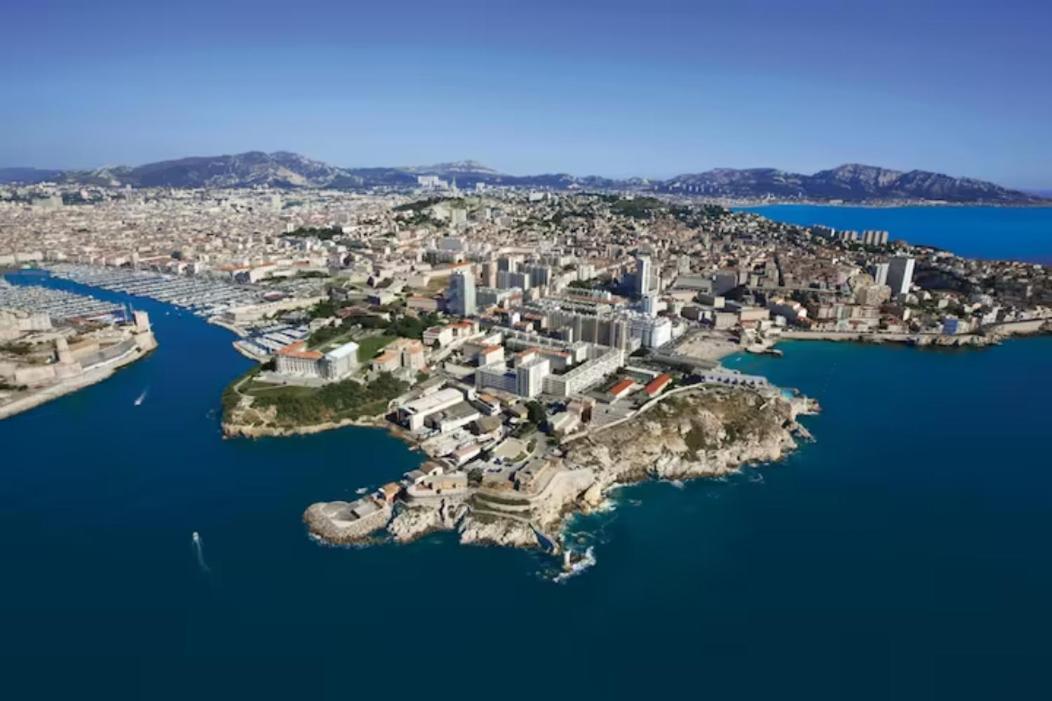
[403,160,502,177]
[0,167,65,185]
[661,163,1042,203]
[54,151,355,189]
[0,152,1043,203]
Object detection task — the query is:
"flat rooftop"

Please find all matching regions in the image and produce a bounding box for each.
[401,387,463,414]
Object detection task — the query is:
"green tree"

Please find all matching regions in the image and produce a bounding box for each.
[525,400,546,426]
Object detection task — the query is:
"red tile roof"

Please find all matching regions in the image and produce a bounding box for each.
[644,373,672,396]
[278,340,323,360]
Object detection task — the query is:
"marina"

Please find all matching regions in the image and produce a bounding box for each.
[45,263,266,317]
[0,276,123,322]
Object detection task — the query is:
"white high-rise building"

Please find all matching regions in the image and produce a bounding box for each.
[862,230,889,246]
[448,270,477,316]
[641,294,660,317]
[887,256,915,296]
[634,255,652,298]
[871,262,890,286]
[515,357,550,398]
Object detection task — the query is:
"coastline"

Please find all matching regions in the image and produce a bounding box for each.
[220,313,1049,564]
[0,334,157,421]
[733,200,1052,209]
[304,382,819,556]
[221,412,394,439]
[776,317,1050,349]
[297,318,1051,559]
[219,367,408,440]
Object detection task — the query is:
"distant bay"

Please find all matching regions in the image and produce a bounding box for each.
[742,204,1052,263]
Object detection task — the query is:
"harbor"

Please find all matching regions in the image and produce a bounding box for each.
[0,275,123,321]
[44,263,266,317]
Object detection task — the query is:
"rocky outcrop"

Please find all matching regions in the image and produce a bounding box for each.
[457,514,540,549]
[911,334,998,348]
[387,501,465,542]
[306,386,817,555]
[455,386,814,552]
[528,468,597,529]
[387,506,447,542]
[564,387,811,491]
[223,414,384,439]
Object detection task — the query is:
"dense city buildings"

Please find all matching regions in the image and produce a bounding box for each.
[3,183,1048,366]
[2,179,1049,548]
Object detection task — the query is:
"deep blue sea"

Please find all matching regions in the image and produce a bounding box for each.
[743,205,1052,263]
[2,270,1051,700]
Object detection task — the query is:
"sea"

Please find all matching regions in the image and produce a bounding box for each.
[743,204,1052,264]
[1,207,1050,699]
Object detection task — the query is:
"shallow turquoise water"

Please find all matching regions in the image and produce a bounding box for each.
[743,204,1052,263]
[1,271,1050,699]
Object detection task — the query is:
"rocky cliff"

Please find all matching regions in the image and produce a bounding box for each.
[304,385,817,553]
[565,387,813,494]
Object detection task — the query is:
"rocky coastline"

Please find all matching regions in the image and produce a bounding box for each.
[303,384,818,553]
[779,317,1050,350]
[221,412,389,439]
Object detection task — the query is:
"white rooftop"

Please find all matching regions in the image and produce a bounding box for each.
[325,340,360,360]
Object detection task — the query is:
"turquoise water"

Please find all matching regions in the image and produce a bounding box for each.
[742,205,1052,263]
[2,271,1051,699]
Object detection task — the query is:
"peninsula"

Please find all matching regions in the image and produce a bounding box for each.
[306,381,817,553]
[0,278,157,420]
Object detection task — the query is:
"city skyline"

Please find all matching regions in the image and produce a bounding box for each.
[4,0,1051,188]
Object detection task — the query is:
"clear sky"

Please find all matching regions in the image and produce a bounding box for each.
[3,0,1050,187]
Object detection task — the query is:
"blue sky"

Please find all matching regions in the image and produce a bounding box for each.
[2,0,1049,187]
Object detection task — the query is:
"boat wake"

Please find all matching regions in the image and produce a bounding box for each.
[133,388,149,406]
[192,531,210,573]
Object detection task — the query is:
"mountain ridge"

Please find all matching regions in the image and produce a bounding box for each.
[0,152,1043,203]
